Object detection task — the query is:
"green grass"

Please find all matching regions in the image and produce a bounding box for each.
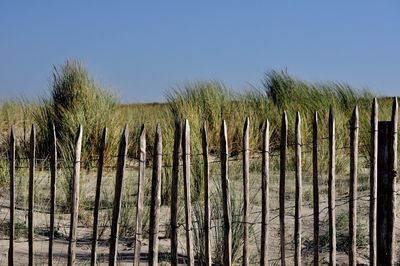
[1,69,396,204]
[1,70,396,159]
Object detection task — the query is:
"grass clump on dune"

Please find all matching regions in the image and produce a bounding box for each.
[33,60,120,204]
[34,60,119,164]
[166,71,375,156]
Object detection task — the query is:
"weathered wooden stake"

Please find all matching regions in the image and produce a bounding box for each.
[349,106,359,266]
[312,112,319,266]
[202,122,212,266]
[294,112,302,266]
[370,98,378,266]
[328,107,336,265]
[280,112,287,266]
[133,125,146,266]
[377,98,398,265]
[170,120,181,266]
[49,124,57,266]
[149,124,162,266]
[91,127,107,266]
[242,117,250,266]
[9,127,15,266]
[109,125,129,266]
[377,121,394,264]
[68,125,83,266]
[28,125,35,266]
[183,120,194,265]
[260,120,270,266]
[221,120,232,266]
[391,98,398,264]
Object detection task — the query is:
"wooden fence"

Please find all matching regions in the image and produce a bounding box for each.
[2,97,399,265]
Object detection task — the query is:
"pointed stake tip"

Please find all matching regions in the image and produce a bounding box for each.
[352,105,359,116]
[393,97,398,107]
[10,126,15,140]
[266,119,270,126]
[244,117,250,129]
[30,124,35,134]
[156,123,162,134]
[281,112,288,126]
[140,124,145,133]
[185,119,190,129]
[329,106,334,118]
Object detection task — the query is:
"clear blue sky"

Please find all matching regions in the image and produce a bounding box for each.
[0,1,399,103]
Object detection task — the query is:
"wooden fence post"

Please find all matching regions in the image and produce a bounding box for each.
[28,125,35,266]
[183,120,194,265]
[349,106,359,266]
[260,120,270,266]
[202,122,212,266]
[377,121,394,264]
[170,120,182,266]
[109,125,129,266]
[312,112,319,266]
[9,127,15,266]
[149,124,162,266]
[328,107,336,265]
[90,127,107,266]
[280,112,287,266]
[377,98,398,265]
[294,112,302,266]
[49,124,57,266]
[391,98,398,264]
[133,125,146,266]
[242,117,250,266]
[221,120,232,266]
[68,125,83,266]
[370,98,378,266]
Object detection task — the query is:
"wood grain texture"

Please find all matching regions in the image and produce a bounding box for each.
[9,127,15,266]
[312,112,320,266]
[260,120,270,266]
[369,98,378,266]
[109,125,129,266]
[133,125,146,266]
[28,125,35,266]
[328,107,336,265]
[170,120,182,266]
[349,106,359,266]
[68,125,83,266]
[149,124,162,266]
[49,124,57,266]
[202,122,212,266]
[183,120,194,265]
[280,112,287,266]
[294,112,302,266]
[91,127,107,266]
[242,117,250,266]
[221,120,232,266]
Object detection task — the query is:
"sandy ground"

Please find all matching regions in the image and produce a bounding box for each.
[0,165,399,265]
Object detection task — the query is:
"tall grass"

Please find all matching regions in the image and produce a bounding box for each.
[33,60,120,204]
[1,69,395,199]
[166,71,377,157]
[34,60,119,162]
